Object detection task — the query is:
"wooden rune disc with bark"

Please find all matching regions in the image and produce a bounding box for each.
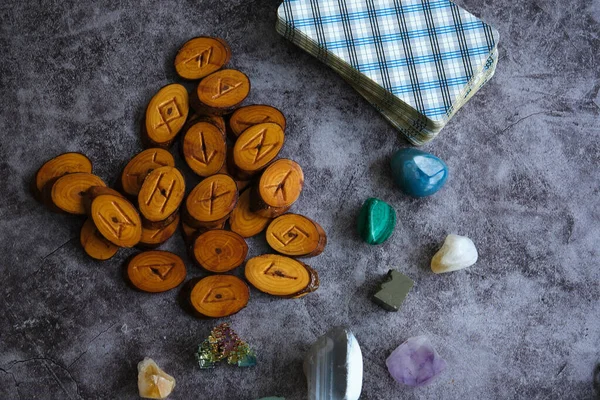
[90,194,142,247]
[138,166,185,223]
[121,148,175,196]
[126,251,186,293]
[80,218,119,261]
[82,186,125,213]
[229,189,272,238]
[175,37,231,80]
[143,84,189,148]
[182,121,226,177]
[244,254,319,298]
[51,172,106,214]
[139,213,180,249]
[185,113,226,139]
[250,159,304,218]
[266,213,327,257]
[184,174,238,229]
[32,152,92,201]
[192,69,250,115]
[229,105,286,138]
[189,275,249,318]
[232,122,285,179]
[192,230,248,273]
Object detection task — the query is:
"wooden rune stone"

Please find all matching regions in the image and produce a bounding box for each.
[232,122,285,180]
[229,105,286,138]
[192,230,248,273]
[126,250,187,293]
[250,159,304,218]
[143,84,189,148]
[138,166,185,223]
[266,213,326,257]
[244,254,319,298]
[80,218,119,261]
[182,121,226,177]
[192,69,250,115]
[90,194,142,248]
[372,269,414,312]
[121,148,175,196]
[175,37,231,80]
[189,275,250,318]
[32,152,92,202]
[184,174,238,229]
[51,172,106,214]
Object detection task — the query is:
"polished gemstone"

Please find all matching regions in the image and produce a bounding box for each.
[386,336,446,387]
[373,270,414,311]
[137,358,176,399]
[431,234,478,274]
[390,148,448,197]
[357,198,396,245]
[304,327,363,400]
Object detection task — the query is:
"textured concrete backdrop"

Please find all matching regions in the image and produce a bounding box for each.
[0,0,599,399]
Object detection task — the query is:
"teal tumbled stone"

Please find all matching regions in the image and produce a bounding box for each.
[357,198,396,245]
[390,148,448,197]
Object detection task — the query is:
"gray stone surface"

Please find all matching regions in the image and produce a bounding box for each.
[0,0,598,399]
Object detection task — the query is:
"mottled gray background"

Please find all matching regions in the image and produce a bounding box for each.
[0,0,599,399]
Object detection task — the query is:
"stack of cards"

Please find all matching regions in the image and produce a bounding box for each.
[276,0,499,144]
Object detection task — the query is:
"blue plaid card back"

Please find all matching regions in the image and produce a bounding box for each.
[277,0,499,124]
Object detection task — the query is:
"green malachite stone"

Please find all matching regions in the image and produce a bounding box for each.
[373,270,414,311]
[357,198,396,245]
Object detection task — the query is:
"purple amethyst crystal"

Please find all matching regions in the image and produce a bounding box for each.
[386,336,447,387]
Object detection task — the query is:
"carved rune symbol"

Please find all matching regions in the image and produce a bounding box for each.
[191,131,217,165]
[136,263,174,280]
[264,263,298,280]
[272,225,309,247]
[98,202,136,239]
[203,285,236,303]
[241,128,279,163]
[145,172,176,213]
[211,78,243,99]
[155,98,182,133]
[196,182,233,214]
[265,170,292,201]
[186,46,212,68]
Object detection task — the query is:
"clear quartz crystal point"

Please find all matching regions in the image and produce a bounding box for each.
[303,327,363,400]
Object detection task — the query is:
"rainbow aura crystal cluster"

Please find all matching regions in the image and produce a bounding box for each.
[195,323,257,369]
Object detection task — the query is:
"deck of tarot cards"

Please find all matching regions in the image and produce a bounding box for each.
[276,0,499,144]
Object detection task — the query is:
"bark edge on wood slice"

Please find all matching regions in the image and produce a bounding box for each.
[121,148,175,197]
[191,69,250,116]
[82,186,124,213]
[138,166,185,223]
[139,213,180,249]
[90,194,142,247]
[126,251,186,293]
[229,188,272,238]
[189,275,249,318]
[143,84,189,148]
[184,174,238,229]
[51,172,106,214]
[244,254,319,298]
[32,152,92,202]
[231,122,285,180]
[80,219,119,261]
[266,213,327,257]
[228,105,286,138]
[192,230,248,273]
[250,159,304,218]
[182,121,226,177]
[174,37,231,80]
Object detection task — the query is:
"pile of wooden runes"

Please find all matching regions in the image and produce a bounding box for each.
[32,37,326,318]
